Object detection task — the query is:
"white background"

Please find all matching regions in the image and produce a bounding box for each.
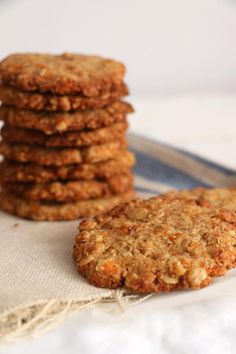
[0,0,236,95]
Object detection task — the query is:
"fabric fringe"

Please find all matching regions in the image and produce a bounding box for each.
[0,291,150,347]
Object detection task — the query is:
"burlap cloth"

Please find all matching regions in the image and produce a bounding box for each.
[1,134,236,344]
[0,215,144,344]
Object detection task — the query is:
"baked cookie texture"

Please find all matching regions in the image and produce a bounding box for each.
[3,172,133,202]
[0,53,126,95]
[0,83,128,111]
[0,190,135,221]
[0,52,134,220]
[165,188,236,212]
[0,152,135,183]
[0,101,133,134]
[0,140,127,166]
[1,121,128,147]
[73,193,236,292]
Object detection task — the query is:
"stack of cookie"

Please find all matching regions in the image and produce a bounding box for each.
[0,53,135,220]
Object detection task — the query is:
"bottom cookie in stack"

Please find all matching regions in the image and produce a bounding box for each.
[0,190,135,221]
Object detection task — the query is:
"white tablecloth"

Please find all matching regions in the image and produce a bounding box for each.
[4,94,236,354]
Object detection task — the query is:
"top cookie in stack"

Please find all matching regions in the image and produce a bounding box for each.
[0,53,129,111]
[0,53,135,221]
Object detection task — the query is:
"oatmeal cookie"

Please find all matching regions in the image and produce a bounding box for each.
[73,195,236,292]
[3,172,133,202]
[0,151,135,183]
[0,83,128,111]
[0,190,135,221]
[164,188,236,212]
[2,121,128,147]
[0,101,133,134]
[0,53,126,95]
[0,140,127,166]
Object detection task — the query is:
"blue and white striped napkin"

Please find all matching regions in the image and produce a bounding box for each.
[129,134,236,196]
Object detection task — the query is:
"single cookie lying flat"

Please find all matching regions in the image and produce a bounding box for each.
[0,83,128,111]
[0,190,135,221]
[0,53,126,95]
[73,195,236,292]
[0,151,135,183]
[0,101,133,134]
[4,172,133,202]
[2,121,128,147]
[0,140,126,166]
[165,188,236,212]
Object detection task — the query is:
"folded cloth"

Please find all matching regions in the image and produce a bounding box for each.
[1,133,236,344]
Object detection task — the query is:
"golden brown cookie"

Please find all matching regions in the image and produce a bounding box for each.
[0,101,133,134]
[0,53,126,95]
[3,172,133,202]
[164,188,236,212]
[0,190,135,221]
[0,83,128,111]
[0,140,127,166]
[0,151,135,183]
[73,195,236,292]
[1,121,128,147]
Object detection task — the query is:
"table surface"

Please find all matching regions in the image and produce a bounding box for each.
[4,94,236,354]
